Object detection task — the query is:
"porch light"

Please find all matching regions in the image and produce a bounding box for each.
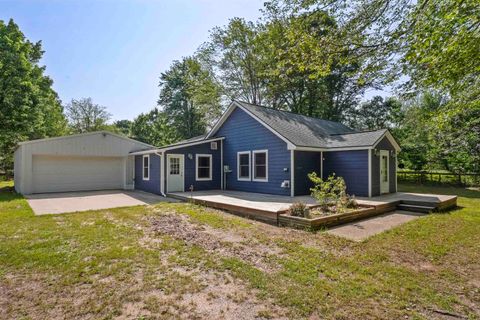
[188,153,193,160]
[373,149,380,157]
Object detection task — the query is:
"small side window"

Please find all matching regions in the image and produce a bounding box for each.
[253,150,268,182]
[196,154,212,181]
[237,151,251,181]
[143,155,150,180]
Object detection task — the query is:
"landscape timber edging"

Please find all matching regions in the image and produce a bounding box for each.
[278,206,377,230]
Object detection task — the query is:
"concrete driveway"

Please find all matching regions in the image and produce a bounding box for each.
[25,190,176,215]
[327,210,425,241]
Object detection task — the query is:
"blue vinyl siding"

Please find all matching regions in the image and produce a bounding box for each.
[371,136,397,195]
[135,154,161,194]
[323,150,369,197]
[294,151,321,196]
[215,107,291,196]
[165,142,221,192]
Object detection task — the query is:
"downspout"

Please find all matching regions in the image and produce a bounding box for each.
[155,152,166,197]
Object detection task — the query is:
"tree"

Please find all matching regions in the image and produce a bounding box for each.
[431,103,480,174]
[0,19,66,173]
[394,92,445,171]
[263,0,480,173]
[113,120,133,136]
[65,98,111,133]
[203,18,266,105]
[158,56,222,139]
[259,10,367,121]
[131,108,177,147]
[202,11,367,122]
[349,96,401,130]
[404,0,479,100]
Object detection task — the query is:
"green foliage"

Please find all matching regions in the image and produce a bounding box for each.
[112,119,133,136]
[158,56,222,140]
[202,12,367,122]
[0,19,66,173]
[65,97,111,133]
[308,172,348,211]
[431,103,480,173]
[393,92,445,171]
[349,96,402,130]
[345,195,358,209]
[405,0,479,99]
[204,18,266,105]
[131,108,177,147]
[263,0,479,173]
[288,202,310,218]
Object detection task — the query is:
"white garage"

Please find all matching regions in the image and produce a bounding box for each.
[14,131,153,195]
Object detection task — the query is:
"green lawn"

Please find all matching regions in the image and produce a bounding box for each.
[0,181,479,319]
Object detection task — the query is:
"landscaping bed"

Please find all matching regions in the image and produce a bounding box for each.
[279,205,377,229]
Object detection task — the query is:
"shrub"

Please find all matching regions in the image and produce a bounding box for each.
[308,172,347,210]
[288,202,310,218]
[344,195,358,209]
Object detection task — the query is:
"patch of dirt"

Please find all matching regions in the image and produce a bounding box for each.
[147,211,284,272]
[0,265,287,320]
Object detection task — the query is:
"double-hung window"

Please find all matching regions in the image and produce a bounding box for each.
[237,151,251,181]
[196,154,212,181]
[252,150,268,182]
[142,155,150,180]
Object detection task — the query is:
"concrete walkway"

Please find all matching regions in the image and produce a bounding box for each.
[327,210,425,241]
[25,190,176,215]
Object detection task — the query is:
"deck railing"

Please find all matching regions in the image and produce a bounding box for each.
[398,170,480,187]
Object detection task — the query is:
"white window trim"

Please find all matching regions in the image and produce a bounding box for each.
[142,154,150,181]
[196,154,212,181]
[252,149,268,182]
[237,151,251,181]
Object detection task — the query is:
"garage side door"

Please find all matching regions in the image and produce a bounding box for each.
[32,155,124,193]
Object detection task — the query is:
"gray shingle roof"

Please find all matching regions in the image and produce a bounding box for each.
[236,101,387,149]
[324,129,388,149]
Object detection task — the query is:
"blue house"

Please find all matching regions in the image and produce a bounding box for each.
[131,101,401,198]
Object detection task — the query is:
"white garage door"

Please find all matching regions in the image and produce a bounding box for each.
[32,155,124,193]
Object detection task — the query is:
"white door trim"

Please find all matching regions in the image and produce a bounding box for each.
[166,154,185,193]
[379,150,389,194]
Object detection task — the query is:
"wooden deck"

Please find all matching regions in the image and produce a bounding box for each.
[167,190,457,225]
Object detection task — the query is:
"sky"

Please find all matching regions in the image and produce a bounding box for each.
[0,0,265,121]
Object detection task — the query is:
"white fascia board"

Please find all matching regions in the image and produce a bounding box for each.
[372,130,401,152]
[207,101,296,150]
[295,146,373,152]
[159,137,225,152]
[234,103,296,149]
[129,149,162,156]
[18,131,154,148]
[205,103,237,139]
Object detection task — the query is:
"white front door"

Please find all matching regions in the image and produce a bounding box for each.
[380,150,389,194]
[167,154,184,192]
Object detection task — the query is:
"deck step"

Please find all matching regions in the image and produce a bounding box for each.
[397,204,435,213]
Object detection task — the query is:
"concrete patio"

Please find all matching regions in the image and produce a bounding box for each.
[25,190,176,215]
[326,210,425,241]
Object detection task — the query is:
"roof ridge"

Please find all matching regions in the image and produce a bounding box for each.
[235,100,351,127]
